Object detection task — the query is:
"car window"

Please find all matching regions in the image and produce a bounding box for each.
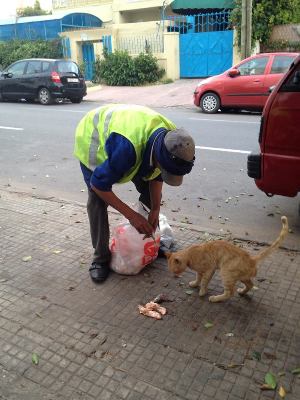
[56,61,79,74]
[26,60,42,74]
[7,61,27,77]
[238,57,269,76]
[270,55,295,74]
[42,61,51,72]
[280,62,300,92]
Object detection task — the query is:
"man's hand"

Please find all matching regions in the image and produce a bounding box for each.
[148,209,160,231]
[129,212,154,237]
[91,187,154,236]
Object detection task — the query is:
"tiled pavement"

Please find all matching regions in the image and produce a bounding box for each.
[0,189,299,400]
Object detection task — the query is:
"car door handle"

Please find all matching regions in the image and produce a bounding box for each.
[253,80,261,83]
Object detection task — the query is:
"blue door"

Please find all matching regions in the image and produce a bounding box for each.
[82,43,95,81]
[180,30,233,78]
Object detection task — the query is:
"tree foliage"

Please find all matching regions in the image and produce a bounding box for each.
[17,0,50,17]
[0,40,62,68]
[93,50,164,86]
[231,0,300,47]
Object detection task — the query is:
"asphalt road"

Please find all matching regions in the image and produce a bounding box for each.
[0,100,299,250]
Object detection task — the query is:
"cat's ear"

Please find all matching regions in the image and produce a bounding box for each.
[174,257,180,265]
[165,252,172,259]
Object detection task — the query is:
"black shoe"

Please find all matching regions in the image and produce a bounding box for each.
[89,263,110,283]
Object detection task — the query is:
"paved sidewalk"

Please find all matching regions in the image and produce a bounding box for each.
[85,80,200,108]
[0,189,299,400]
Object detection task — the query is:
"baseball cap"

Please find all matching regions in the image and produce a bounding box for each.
[154,128,195,186]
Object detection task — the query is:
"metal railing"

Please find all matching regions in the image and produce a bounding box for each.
[116,33,164,54]
[52,0,101,9]
[165,11,231,34]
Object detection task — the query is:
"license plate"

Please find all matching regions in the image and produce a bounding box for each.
[67,78,79,83]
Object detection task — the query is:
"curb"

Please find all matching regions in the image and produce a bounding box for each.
[2,187,298,253]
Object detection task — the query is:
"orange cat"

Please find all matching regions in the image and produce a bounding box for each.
[166,216,288,302]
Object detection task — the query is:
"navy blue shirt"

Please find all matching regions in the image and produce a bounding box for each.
[80,129,164,191]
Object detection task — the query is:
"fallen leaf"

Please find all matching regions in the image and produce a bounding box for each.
[278,372,286,377]
[227,363,244,369]
[22,256,32,262]
[153,293,172,303]
[204,321,213,329]
[252,351,261,361]
[35,312,42,318]
[260,384,274,391]
[263,352,276,360]
[225,332,234,337]
[185,290,193,295]
[278,386,286,398]
[32,353,39,365]
[291,367,300,375]
[264,372,277,390]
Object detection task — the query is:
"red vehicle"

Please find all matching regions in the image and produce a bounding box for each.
[247,54,300,198]
[193,52,299,113]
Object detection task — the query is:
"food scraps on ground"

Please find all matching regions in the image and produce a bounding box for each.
[138,301,167,320]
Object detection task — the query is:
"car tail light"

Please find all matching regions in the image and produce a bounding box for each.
[51,71,61,83]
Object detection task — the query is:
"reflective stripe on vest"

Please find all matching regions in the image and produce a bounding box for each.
[74,104,177,182]
[89,104,138,170]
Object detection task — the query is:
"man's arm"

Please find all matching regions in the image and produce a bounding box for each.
[148,180,163,231]
[91,186,155,237]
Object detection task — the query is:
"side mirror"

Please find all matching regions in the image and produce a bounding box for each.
[228,68,240,77]
[292,71,300,84]
[269,85,276,93]
[3,72,13,78]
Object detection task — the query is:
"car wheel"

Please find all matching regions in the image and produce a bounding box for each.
[38,88,53,105]
[70,97,83,104]
[200,92,220,114]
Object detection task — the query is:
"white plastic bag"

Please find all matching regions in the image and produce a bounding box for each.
[138,202,174,249]
[110,222,160,275]
[159,213,174,249]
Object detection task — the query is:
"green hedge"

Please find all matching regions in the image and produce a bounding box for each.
[93,50,164,86]
[0,39,63,69]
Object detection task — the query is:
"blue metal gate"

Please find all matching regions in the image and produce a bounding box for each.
[82,42,95,81]
[180,30,233,77]
[166,11,233,78]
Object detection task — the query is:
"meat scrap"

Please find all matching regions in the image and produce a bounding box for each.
[138,302,167,320]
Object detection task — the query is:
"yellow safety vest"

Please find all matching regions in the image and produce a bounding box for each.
[74,104,176,183]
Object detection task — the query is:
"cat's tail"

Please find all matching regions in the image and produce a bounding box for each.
[253,216,289,263]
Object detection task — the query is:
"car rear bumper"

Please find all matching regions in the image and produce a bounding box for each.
[193,91,201,107]
[50,85,87,99]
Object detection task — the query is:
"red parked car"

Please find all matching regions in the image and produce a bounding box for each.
[247,54,300,199]
[193,52,299,113]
